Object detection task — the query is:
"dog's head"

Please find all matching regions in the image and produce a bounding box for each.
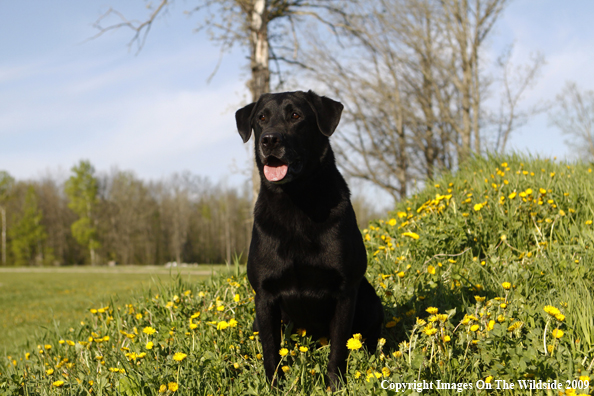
[235,90,343,185]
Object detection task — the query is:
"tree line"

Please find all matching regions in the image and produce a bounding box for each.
[0,162,253,266]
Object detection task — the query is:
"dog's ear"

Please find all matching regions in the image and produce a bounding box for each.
[235,102,257,143]
[306,90,344,137]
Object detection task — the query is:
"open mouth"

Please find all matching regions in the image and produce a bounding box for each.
[263,156,289,182]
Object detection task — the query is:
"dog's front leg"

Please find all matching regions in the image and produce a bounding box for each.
[255,292,282,385]
[327,289,357,390]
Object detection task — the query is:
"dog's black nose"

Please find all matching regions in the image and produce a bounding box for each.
[260,132,282,150]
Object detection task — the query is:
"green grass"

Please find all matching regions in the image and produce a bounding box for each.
[0,266,218,355]
[1,155,594,395]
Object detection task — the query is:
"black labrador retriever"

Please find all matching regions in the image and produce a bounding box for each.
[235,90,383,389]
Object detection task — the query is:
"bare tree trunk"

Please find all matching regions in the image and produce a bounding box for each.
[1,206,5,265]
[225,194,231,266]
[249,0,270,207]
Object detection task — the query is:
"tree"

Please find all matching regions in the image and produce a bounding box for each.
[491,47,545,152]
[65,160,101,265]
[305,0,542,202]
[9,186,48,266]
[92,0,346,204]
[0,171,15,265]
[159,173,194,265]
[549,81,594,159]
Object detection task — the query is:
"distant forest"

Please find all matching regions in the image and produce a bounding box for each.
[0,161,378,266]
[0,161,253,266]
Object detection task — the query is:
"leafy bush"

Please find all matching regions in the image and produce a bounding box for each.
[1,155,593,395]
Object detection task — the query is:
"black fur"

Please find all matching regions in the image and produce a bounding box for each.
[235,90,383,389]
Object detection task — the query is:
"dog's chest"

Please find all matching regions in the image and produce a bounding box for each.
[261,261,344,299]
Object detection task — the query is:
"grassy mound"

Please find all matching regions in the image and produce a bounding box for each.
[2,155,594,395]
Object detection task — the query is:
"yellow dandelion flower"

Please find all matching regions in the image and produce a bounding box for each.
[234,294,240,302]
[586,220,593,225]
[386,321,397,328]
[552,329,564,338]
[474,296,486,303]
[508,192,517,199]
[217,321,229,330]
[502,282,512,290]
[470,324,479,332]
[52,380,65,387]
[486,376,493,383]
[353,333,362,340]
[44,344,52,350]
[173,352,187,362]
[282,366,290,373]
[296,328,306,337]
[346,338,363,350]
[299,346,308,353]
[423,325,438,336]
[507,321,523,332]
[158,384,167,393]
[388,218,397,226]
[555,313,565,322]
[402,231,420,240]
[473,203,484,211]
[427,265,436,275]
[46,368,54,375]
[443,335,451,342]
[426,307,438,315]
[143,327,156,335]
[539,188,547,194]
[168,382,178,392]
[397,271,405,278]
[279,348,289,357]
[544,305,561,316]
[393,351,403,358]
[146,342,154,350]
[382,367,391,377]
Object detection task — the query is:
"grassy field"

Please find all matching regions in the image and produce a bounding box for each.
[0,266,221,355]
[1,155,594,395]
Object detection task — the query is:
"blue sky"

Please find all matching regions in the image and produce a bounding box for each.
[1,1,593,194]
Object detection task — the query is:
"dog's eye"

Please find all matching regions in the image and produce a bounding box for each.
[291,113,300,120]
[258,114,266,121]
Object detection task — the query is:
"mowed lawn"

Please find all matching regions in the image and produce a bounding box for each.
[0,266,220,354]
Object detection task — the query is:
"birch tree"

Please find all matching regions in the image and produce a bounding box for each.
[92,0,346,204]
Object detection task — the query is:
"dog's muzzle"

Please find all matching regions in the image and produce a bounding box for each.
[260,132,290,182]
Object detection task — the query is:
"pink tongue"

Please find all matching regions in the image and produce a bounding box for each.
[264,164,288,181]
